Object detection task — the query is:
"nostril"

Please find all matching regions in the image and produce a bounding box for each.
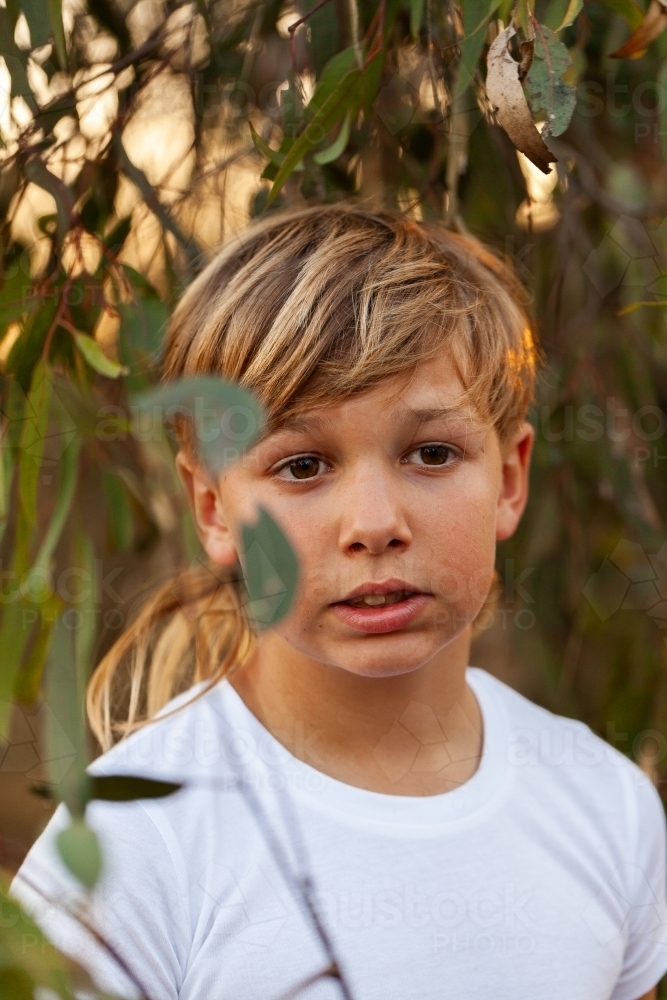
[388,538,404,549]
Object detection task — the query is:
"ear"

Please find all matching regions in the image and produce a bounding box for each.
[495,421,535,542]
[175,451,239,566]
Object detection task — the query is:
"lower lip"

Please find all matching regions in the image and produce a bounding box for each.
[330,594,431,634]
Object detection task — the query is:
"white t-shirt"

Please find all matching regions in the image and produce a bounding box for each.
[12,667,667,1000]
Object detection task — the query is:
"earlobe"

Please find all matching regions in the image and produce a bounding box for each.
[495,422,535,542]
[175,451,239,566]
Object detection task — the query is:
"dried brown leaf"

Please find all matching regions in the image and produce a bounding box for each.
[485,26,556,174]
[610,0,667,57]
[518,39,535,83]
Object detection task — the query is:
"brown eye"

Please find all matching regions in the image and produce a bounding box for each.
[288,457,321,479]
[419,445,451,465]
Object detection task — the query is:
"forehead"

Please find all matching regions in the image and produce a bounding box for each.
[275,359,490,436]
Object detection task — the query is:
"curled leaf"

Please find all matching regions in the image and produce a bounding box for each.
[56,819,103,889]
[610,0,667,57]
[485,25,557,174]
[249,122,284,166]
[556,0,584,30]
[313,110,353,164]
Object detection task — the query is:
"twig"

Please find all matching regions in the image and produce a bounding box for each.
[111,130,202,274]
[348,0,363,68]
[13,865,155,1000]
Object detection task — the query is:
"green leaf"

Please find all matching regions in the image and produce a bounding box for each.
[56,819,102,889]
[556,0,583,30]
[118,295,169,360]
[307,47,357,118]
[249,122,285,166]
[6,298,58,391]
[12,596,63,704]
[240,506,299,628]
[30,434,79,577]
[21,0,51,47]
[455,0,503,97]
[410,0,425,39]
[89,775,183,801]
[0,967,34,1000]
[269,59,368,203]
[73,331,128,378]
[313,109,353,164]
[45,614,87,813]
[132,376,264,475]
[525,24,576,136]
[47,0,67,68]
[0,602,32,737]
[18,359,52,530]
[103,469,134,551]
[597,0,644,30]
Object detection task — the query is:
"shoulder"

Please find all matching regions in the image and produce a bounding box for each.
[88,677,245,783]
[469,667,665,831]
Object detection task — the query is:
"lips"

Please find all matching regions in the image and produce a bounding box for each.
[331,579,431,634]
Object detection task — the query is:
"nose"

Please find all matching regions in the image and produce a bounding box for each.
[338,463,412,556]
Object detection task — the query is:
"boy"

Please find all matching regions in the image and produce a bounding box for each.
[13,205,667,1000]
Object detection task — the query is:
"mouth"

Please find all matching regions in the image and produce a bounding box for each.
[343,589,420,608]
[331,580,431,634]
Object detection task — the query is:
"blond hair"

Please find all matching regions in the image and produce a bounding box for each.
[87,204,539,750]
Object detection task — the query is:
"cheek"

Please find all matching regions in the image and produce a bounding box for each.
[421,480,498,600]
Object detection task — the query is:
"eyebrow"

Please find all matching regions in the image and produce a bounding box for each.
[398,406,482,426]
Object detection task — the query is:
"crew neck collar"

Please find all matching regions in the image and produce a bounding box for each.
[216,667,512,834]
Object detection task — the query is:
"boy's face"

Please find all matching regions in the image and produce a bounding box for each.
[179,358,534,679]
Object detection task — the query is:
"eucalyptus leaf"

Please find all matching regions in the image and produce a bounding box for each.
[73,332,128,379]
[0,602,32,737]
[46,614,87,813]
[455,0,502,97]
[241,506,299,628]
[18,359,51,530]
[525,25,576,136]
[313,109,353,164]
[132,376,264,476]
[269,53,381,202]
[23,1,52,55]
[56,819,103,890]
[30,433,80,577]
[88,775,183,802]
[410,0,425,39]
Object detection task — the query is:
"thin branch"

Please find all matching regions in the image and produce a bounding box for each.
[12,865,156,1000]
[111,130,202,274]
[348,0,363,68]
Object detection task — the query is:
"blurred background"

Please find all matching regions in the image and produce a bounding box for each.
[1,0,667,888]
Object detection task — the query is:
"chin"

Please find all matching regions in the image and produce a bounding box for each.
[332,635,444,679]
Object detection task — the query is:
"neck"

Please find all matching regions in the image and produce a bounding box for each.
[228,630,482,796]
